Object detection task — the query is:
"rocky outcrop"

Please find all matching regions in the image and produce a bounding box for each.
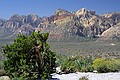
[43,8,73,24]
[102,12,120,25]
[0,14,43,37]
[98,23,120,41]
[0,8,120,41]
[0,76,10,80]
[75,8,96,18]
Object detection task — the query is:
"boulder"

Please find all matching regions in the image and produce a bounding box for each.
[0,76,10,80]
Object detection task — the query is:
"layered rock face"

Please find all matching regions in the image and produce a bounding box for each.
[0,8,120,41]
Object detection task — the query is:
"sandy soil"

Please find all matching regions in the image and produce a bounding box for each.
[51,72,120,80]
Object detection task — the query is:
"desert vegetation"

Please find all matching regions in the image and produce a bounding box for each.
[56,55,93,73]
[49,41,120,58]
[56,54,120,74]
[1,31,56,80]
[93,58,120,73]
[79,76,88,80]
[0,32,120,80]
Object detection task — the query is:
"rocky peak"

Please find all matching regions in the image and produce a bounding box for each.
[43,9,73,24]
[16,24,35,35]
[9,14,23,22]
[54,8,72,16]
[23,14,43,27]
[27,14,42,21]
[0,18,6,23]
[0,18,5,21]
[102,12,120,25]
[23,14,42,23]
[0,18,6,27]
[102,12,120,18]
[75,8,96,17]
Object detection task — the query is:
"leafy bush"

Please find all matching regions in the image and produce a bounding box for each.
[74,59,83,72]
[0,70,7,76]
[58,55,93,73]
[106,60,118,72]
[79,76,88,80]
[92,58,109,73]
[12,77,26,80]
[60,56,76,73]
[58,55,120,73]
[93,58,120,73]
[3,31,56,79]
[107,59,120,72]
[0,61,3,69]
[115,59,120,71]
[74,55,93,72]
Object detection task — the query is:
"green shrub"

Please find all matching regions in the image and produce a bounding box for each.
[0,61,3,69]
[12,77,26,80]
[59,55,93,73]
[93,58,120,73]
[3,32,56,79]
[92,58,109,73]
[61,57,76,73]
[79,76,88,80]
[0,70,7,76]
[106,59,120,72]
[115,59,120,71]
[74,59,83,72]
[80,65,94,72]
[74,55,93,72]
[86,65,94,72]
[106,60,118,72]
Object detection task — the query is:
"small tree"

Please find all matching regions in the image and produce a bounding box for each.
[3,31,56,79]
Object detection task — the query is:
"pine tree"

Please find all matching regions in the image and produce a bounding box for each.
[3,31,56,80]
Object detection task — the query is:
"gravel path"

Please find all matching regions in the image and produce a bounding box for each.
[51,72,120,80]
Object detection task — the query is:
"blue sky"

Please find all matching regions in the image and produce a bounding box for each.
[0,0,120,19]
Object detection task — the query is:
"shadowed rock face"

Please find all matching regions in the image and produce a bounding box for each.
[0,8,120,41]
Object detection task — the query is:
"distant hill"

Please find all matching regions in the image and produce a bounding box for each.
[0,8,120,41]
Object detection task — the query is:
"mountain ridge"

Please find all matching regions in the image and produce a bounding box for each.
[0,8,120,41]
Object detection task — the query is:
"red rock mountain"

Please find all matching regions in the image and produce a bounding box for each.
[0,8,120,41]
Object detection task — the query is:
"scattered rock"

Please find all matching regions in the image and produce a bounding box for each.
[56,66,61,74]
[110,43,115,46]
[0,76,10,80]
[93,70,97,73]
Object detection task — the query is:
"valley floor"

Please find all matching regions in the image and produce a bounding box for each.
[51,72,120,80]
